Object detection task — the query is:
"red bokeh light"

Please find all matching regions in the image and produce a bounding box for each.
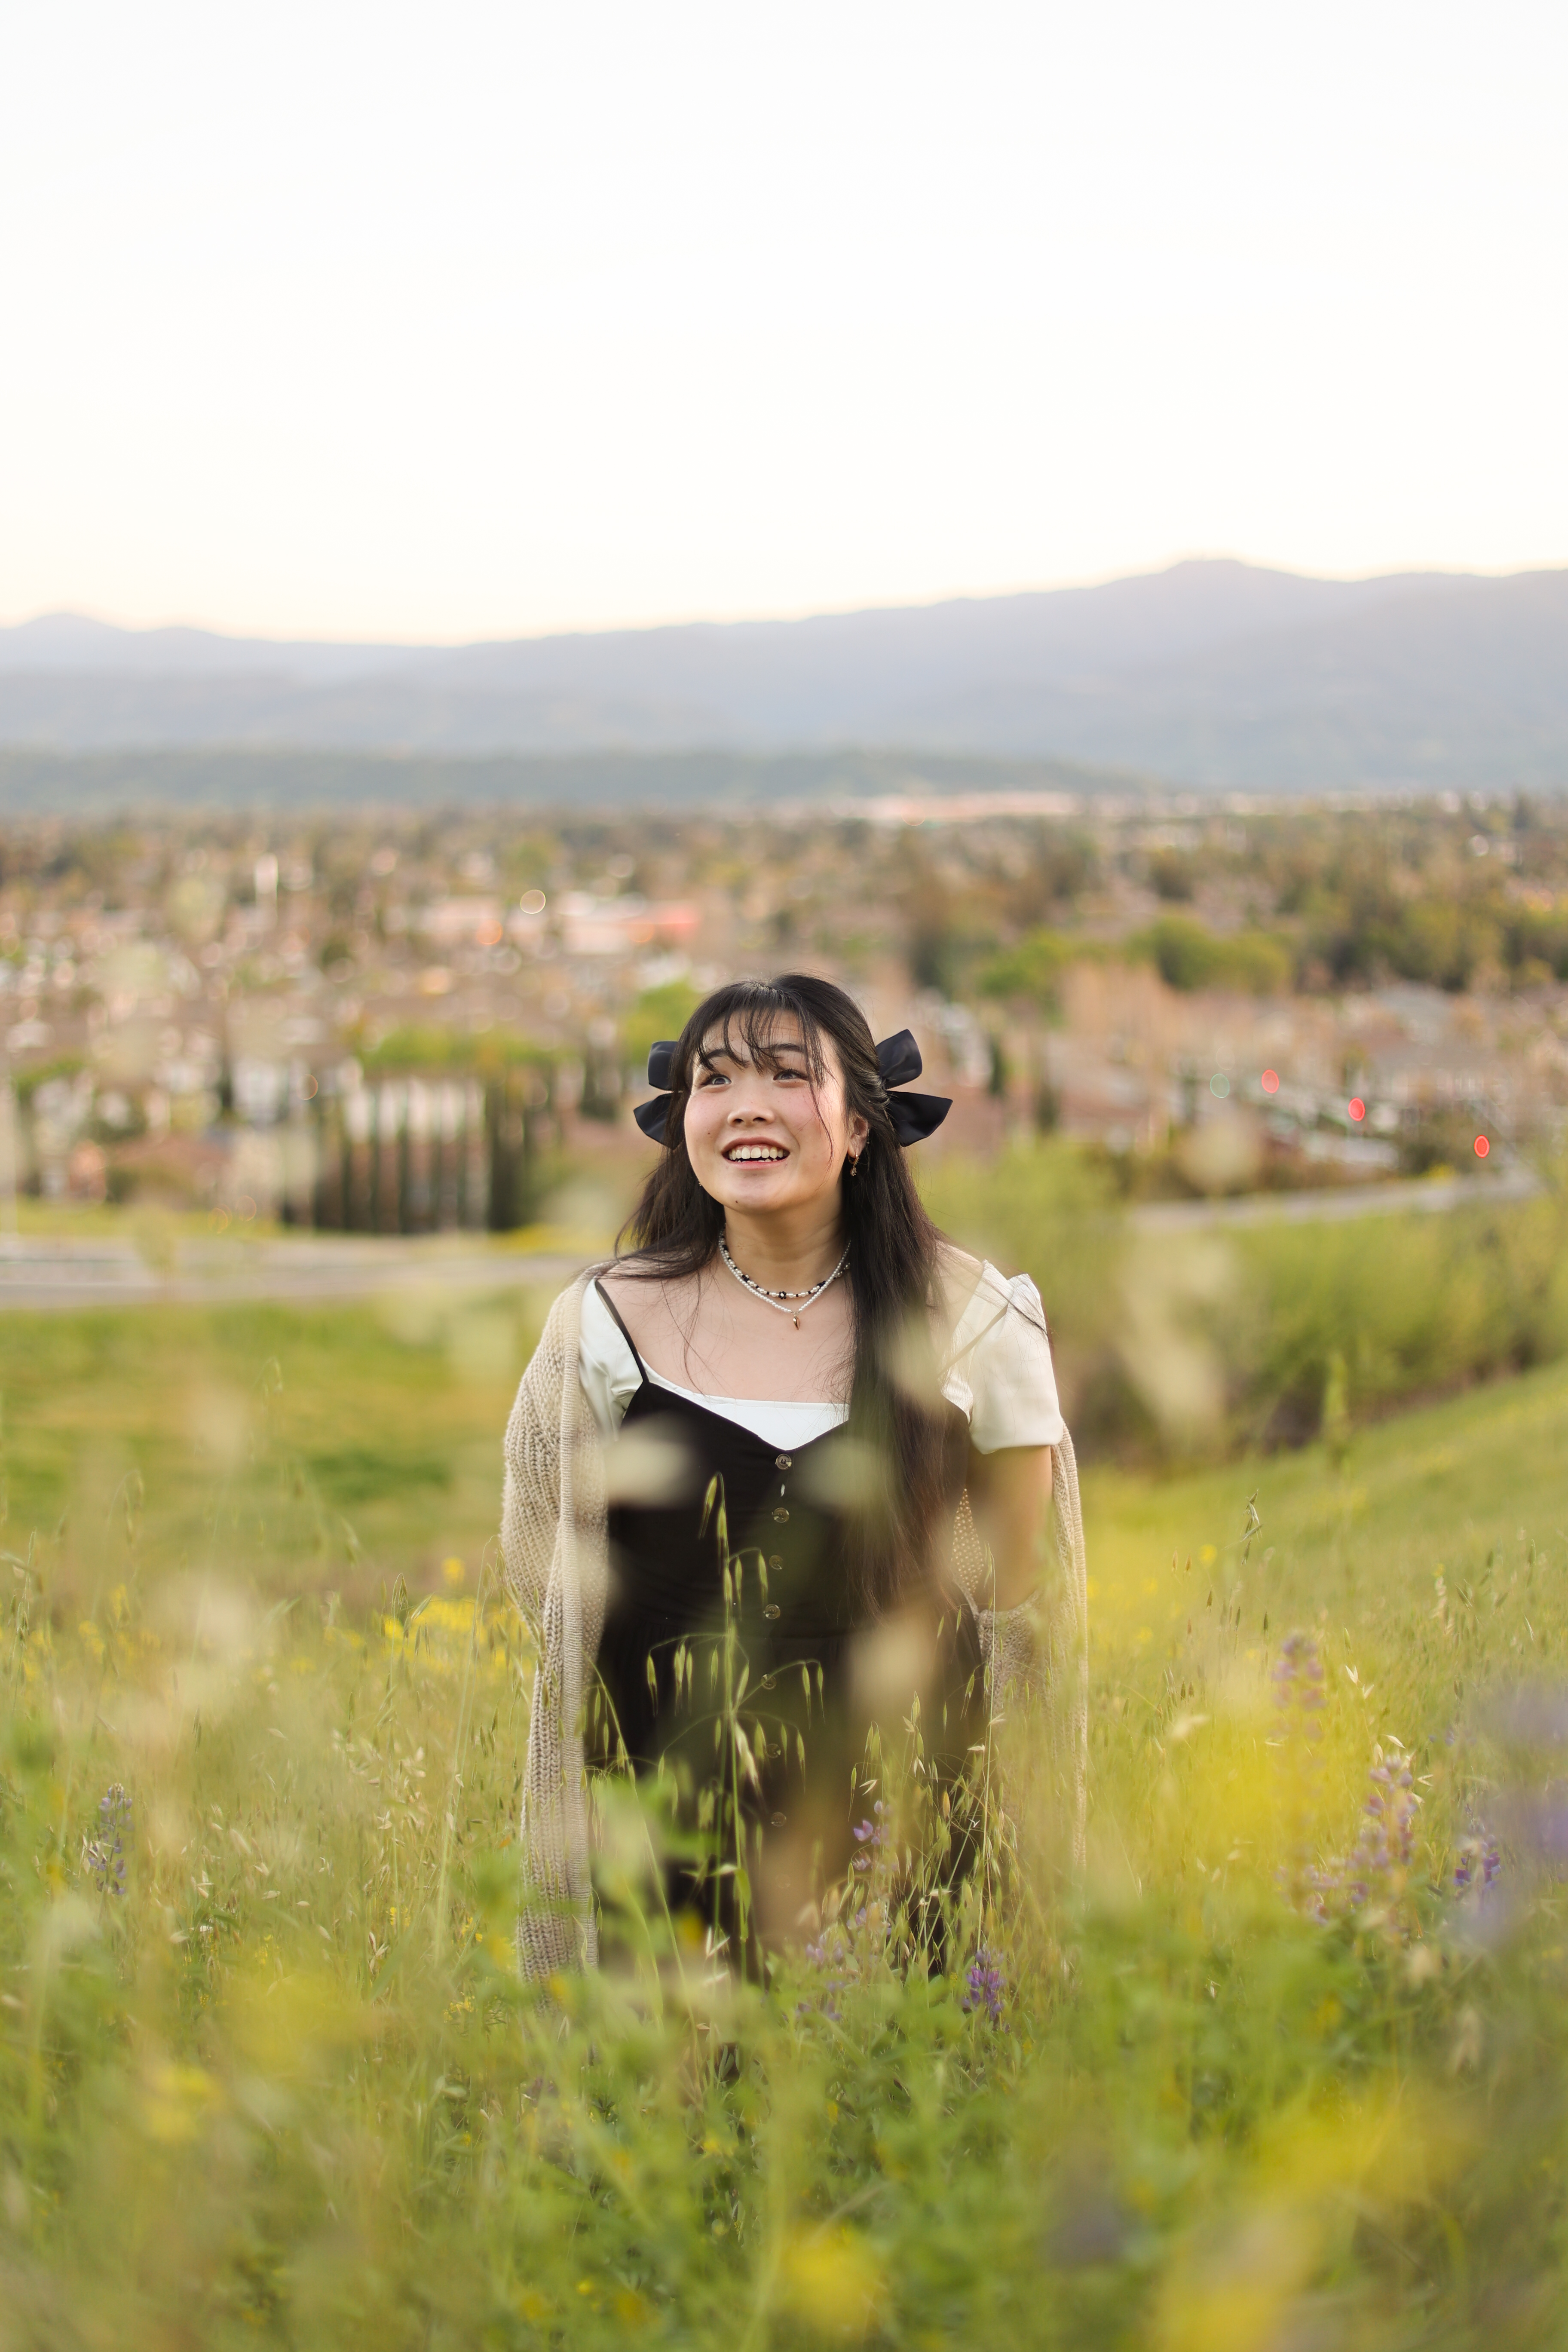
[1475,1135,1490,1158]
[1261,1069,1280,1094]
[1348,1097,1366,1122]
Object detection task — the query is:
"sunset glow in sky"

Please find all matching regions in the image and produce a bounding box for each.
[3,1,1565,640]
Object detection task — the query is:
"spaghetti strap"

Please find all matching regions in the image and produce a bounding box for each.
[592,1276,648,1382]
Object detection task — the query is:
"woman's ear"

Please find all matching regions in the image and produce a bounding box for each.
[848,1109,870,1156]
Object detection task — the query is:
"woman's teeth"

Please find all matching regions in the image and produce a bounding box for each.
[726,1144,786,1161]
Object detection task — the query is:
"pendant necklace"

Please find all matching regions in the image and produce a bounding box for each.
[719,1234,850,1329]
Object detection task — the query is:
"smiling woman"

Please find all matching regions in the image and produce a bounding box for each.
[500,974,1087,1978]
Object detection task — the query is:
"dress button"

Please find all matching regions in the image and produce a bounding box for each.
[768,1554,785,1571]
[763,1604,781,1620]
[775,1453,793,1469]
[772,1506,789,1524]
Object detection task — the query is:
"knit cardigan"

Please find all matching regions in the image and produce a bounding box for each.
[500,1264,1088,1979]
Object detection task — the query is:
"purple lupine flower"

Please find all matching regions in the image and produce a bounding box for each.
[1453,1821,1503,1903]
[798,1806,899,2018]
[962,1946,1004,2025]
[850,1804,891,1873]
[85,1783,131,1897]
[1273,1633,1326,1734]
[802,1923,852,2020]
[1274,1660,1424,1932]
[1274,1634,1334,1912]
[1327,1745,1418,1922]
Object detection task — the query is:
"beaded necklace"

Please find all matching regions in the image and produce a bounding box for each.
[719,1234,850,1329]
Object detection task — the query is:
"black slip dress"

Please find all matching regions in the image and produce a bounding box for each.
[589,1281,982,1942]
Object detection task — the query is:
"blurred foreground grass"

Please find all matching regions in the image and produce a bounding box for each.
[5,1271,1568,2346]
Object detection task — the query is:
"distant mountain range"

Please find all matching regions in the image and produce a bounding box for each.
[2,559,1566,794]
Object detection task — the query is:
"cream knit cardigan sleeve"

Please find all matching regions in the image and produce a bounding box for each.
[501,1266,1088,1980]
[501,1270,610,1977]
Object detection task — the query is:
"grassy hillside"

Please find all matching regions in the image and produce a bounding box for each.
[0,1289,553,1613]
[924,1143,1568,1458]
[3,1299,1568,2346]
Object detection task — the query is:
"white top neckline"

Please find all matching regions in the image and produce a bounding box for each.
[577,1263,1064,1455]
[642,1365,847,1446]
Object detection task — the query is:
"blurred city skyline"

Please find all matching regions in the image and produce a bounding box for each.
[4,2,1566,641]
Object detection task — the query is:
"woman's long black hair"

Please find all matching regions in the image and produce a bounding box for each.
[616,974,956,1619]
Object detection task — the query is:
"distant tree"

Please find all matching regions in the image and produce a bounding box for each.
[622,980,703,1075]
[1131,916,1291,995]
[977,929,1082,1010]
[1147,848,1196,902]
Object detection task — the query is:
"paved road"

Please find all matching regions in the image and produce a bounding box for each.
[1128,1165,1541,1233]
[0,1232,585,1311]
[0,1167,1545,1308]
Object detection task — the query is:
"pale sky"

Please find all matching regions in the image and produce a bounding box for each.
[3,1,1565,642]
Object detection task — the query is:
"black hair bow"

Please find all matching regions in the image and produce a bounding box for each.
[631,1029,951,1145]
[631,1041,679,1139]
[875,1028,952,1145]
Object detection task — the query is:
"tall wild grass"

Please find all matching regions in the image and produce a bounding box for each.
[5,1289,1568,2344]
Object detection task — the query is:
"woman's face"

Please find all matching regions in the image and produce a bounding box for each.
[681,1016,869,1219]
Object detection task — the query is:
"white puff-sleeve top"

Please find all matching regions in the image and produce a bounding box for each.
[578,1262,1064,1455]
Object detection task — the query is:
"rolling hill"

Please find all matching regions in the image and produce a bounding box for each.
[2,558,1565,794]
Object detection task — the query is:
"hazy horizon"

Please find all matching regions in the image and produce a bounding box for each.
[5,553,1565,655]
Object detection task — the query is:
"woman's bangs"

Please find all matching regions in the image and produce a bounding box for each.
[695,985,829,1084]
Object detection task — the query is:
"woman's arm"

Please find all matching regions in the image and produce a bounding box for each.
[964,1441,1054,1611]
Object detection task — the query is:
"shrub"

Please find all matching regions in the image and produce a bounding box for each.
[977,929,1094,1009]
[1130,914,1293,995]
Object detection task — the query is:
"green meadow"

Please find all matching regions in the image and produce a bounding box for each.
[4,1204,1568,2348]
